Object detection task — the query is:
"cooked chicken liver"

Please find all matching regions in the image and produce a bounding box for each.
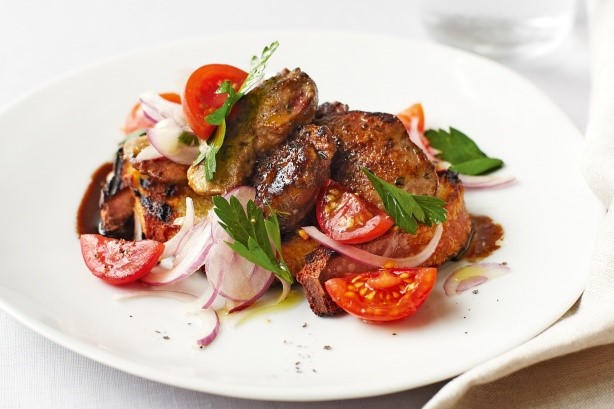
[188,68,319,196]
[252,124,336,234]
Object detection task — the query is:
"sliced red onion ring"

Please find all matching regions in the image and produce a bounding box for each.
[223,186,256,202]
[302,224,443,268]
[194,308,220,347]
[276,279,291,304]
[407,117,440,162]
[205,186,275,304]
[134,145,164,162]
[459,174,516,189]
[146,120,199,166]
[116,289,220,347]
[133,211,143,240]
[443,262,511,296]
[205,228,274,302]
[139,93,186,127]
[189,282,223,310]
[140,219,213,286]
[161,197,195,259]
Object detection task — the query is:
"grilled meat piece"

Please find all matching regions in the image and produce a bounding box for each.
[315,107,438,206]
[99,149,135,238]
[252,125,336,234]
[315,101,348,118]
[296,170,473,317]
[188,68,318,196]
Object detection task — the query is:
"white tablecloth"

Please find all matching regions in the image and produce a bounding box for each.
[0,1,589,407]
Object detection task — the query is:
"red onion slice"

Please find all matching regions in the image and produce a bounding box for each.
[204,186,275,304]
[194,308,220,347]
[223,186,256,202]
[407,117,440,162]
[459,174,516,189]
[139,93,186,127]
[161,197,195,259]
[302,224,443,268]
[146,120,199,166]
[140,219,213,286]
[205,229,274,302]
[190,282,223,310]
[443,262,511,296]
[134,145,164,162]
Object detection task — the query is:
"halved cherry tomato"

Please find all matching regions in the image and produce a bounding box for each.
[397,103,425,133]
[79,234,164,285]
[122,92,182,135]
[182,64,248,140]
[324,268,437,322]
[316,179,394,244]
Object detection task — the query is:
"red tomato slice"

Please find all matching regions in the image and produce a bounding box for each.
[324,268,437,322]
[182,64,248,140]
[123,92,181,135]
[316,179,394,244]
[79,234,164,285]
[397,103,425,133]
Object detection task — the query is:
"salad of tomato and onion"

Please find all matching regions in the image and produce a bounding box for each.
[78,42,507,347]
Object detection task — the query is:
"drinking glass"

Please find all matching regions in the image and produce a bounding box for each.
[420,0,577,59]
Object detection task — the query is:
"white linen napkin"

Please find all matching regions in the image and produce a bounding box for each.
[424,1,614,407]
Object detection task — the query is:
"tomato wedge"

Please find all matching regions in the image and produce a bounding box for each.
[316,179,394,244]
[79,234,164,285]
[324,268,437,322]
[122,92,181,135]
[182,64,248,140]
[397,103,425,133]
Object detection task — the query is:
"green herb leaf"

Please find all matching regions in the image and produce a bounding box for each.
[212,195,293,284]
[239,41,279,94]
[197,41,279,181]
[423,127,504,175]
[178,131,199,147]
[205,82,240,125]
[193,120,227,179]
[449,157,503,175]
[362,168,447,234]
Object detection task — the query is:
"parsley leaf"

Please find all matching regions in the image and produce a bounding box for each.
[205,82,240,126]
[212,195,293,284]
[193,120,226,180]
[199,41,279,180]
[424,127,504,175]
[362,168,447,234]
[178,131,199,147]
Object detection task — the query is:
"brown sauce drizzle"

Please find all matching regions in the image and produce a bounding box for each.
[76,162,112,236]
[462,215,504,262]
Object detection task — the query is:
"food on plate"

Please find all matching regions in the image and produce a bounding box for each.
[187,67,318,196]
[324,268,437,322]
[78,42,507,345]
[297,169,472,316]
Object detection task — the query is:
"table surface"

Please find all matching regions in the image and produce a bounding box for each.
[0,1,589,408]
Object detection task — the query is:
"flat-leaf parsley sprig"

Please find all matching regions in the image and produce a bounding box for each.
[194,41,280,180]
[424,127,504,175]
[362,168,447,235]
[212,195,293,284]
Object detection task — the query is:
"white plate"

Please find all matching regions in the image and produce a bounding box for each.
[0,31,601,401]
